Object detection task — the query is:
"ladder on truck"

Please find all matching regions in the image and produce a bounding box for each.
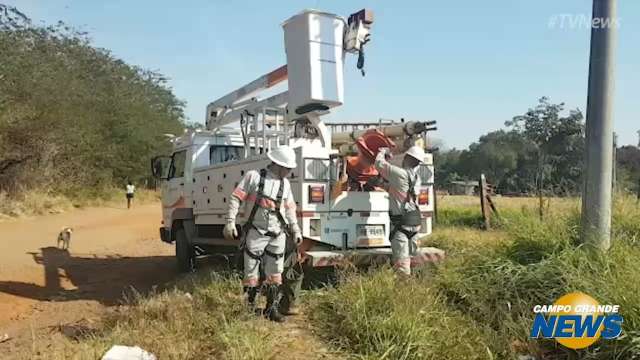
[326,119,399,134]
[239,107,288,157]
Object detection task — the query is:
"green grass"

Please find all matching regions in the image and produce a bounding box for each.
[308,269,496,360]
[308,194,640,359]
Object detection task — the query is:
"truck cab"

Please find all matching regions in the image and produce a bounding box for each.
[153,129,245,245]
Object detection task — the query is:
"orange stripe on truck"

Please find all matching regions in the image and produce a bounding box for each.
[267,65,288,87]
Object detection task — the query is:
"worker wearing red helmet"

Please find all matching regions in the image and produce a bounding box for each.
[375,145,425,276]
[224,145,303,322]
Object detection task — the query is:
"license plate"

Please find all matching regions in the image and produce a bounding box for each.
[357,224,385,246]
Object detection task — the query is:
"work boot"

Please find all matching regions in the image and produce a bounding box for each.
[243,286,258,313]
[281,303,300,316]
[263,284,285,323]
[279,294,300,316]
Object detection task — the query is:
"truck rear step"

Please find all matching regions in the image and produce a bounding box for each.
[305,247,445,267]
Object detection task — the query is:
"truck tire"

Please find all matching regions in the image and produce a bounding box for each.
[175,227,195,273]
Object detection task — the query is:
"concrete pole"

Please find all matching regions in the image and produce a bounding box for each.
[612,132,617,192]
[580,0,618,250]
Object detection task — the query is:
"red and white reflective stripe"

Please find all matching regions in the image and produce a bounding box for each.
[265,273,282,285]
[232,188,247,200]
[243,277,259,286]
[245,194,277,210]
[296,211,317,218]
[393,258,411,273]
[393,258,411,275]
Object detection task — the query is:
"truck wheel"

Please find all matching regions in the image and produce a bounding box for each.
[175,227,195,273]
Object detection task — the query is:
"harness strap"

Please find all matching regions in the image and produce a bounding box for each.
[389,225,418,241]
[264,249,285,259]
[249,224,281,237]
[274,176,287,230]
[246,169,267,227]
[244,247,263,260]
[401,169,418,212]
[246,169,287,227]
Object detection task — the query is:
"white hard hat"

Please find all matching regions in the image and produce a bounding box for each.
[268,145,297,169]
[405,146,426,163]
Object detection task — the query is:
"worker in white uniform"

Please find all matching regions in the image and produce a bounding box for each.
[223,145,302,322]
[374,146,425,276]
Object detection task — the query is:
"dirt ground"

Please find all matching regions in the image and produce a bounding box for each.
[0,202,176,356]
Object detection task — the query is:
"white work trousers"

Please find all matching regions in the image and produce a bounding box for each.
[390,226,420,275]
[243,228,286,286]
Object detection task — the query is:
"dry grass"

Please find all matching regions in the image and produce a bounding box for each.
[11,194,640,359]
[0,188,159,221]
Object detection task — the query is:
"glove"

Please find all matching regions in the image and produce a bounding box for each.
[223,222,238,241]
[294,232,303,246]
[378,147,393,159]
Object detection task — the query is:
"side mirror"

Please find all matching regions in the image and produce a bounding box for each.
[151,156,171,180]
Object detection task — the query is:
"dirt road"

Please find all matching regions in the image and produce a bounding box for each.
[0,202,176,352]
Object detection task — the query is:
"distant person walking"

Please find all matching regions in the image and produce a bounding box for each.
[126,181,135,209]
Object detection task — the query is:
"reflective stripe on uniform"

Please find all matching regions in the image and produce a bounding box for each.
[393,258,411,274]
[243,277,259,286]
[265,273,282,284]
[232,188,247,200]
[246,193,278,210]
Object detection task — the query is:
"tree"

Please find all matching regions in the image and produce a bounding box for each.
[0,6,185,196]
[616,145,640,194]
[456,130,533,193]
[506,97,585,197]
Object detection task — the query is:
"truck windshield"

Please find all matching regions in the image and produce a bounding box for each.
[210,146,243,165]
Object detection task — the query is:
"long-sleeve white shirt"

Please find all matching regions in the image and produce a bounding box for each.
[374,151,421,217]
[226,169,301,236]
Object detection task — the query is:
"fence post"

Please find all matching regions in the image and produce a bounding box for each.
[480,174,490,230]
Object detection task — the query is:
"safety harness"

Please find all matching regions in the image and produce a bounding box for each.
[389,169,421,240]
[242,169,287,261]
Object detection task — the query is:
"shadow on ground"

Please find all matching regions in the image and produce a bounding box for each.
[0,247,177,305]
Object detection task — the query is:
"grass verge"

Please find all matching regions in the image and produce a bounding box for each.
[308,194,640,359]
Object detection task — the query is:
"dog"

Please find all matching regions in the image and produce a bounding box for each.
[57,227,73,250]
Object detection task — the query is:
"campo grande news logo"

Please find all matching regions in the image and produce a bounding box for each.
[530,292,623,349]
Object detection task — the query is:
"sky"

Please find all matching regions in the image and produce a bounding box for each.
[6,0,639,149]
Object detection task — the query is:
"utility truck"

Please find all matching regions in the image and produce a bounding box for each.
[151,8,444,272]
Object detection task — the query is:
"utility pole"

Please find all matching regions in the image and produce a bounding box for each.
[612,132,617,192]
[580,0,618,251]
